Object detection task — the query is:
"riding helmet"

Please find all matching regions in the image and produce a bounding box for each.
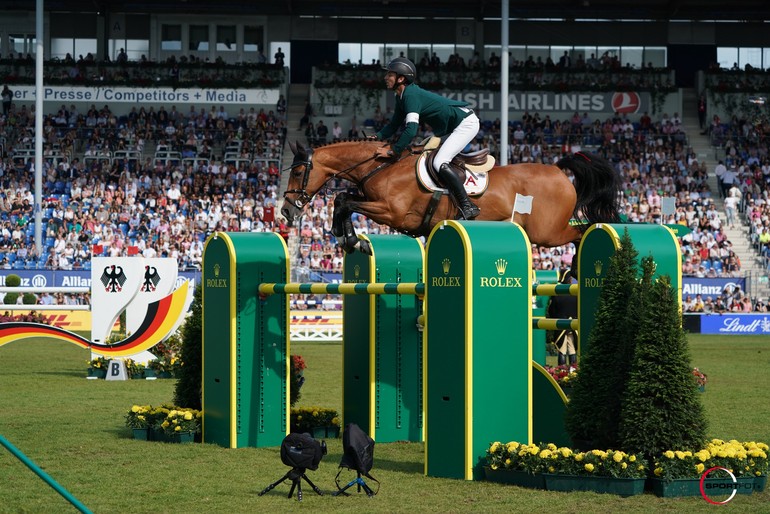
[384,57,416,84]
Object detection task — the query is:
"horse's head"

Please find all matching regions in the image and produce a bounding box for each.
[281,139,383,227]
[281,140,323,226]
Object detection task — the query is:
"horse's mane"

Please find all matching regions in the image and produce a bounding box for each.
[311,138,375,150]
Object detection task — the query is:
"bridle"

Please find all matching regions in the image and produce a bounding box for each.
[282,151,315,209]
[282,146,396,209]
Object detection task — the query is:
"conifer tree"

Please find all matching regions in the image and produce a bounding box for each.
[618,273,707,456]
[565,230,638,449]
[174,284,202,410]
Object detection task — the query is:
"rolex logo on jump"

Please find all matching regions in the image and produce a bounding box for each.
[206,262,227,288]
[350,263,368,283]
[432,257,460,287]
[480,258,522,288]
[584,259,605,288]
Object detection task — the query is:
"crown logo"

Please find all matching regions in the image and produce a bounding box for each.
[442,258,451,275]
[594,260,603,276]
[354,265,361,279]
[495,258,508,275]
[214,263,220,277]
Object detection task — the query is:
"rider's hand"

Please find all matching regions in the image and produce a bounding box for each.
[374,146,395,159]
[366,134,378,141]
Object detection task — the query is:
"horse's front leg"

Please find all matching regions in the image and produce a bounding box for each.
[332,192,370,254]
[331,192,350,239]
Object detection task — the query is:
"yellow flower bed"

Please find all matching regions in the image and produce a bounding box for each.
[486,441,645,478]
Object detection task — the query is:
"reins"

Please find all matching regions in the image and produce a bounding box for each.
[283,143,404,205]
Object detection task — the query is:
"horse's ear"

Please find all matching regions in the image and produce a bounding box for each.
[288,140,297,154]
[296,140,306,155]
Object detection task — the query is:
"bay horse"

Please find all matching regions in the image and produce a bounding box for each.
[281,139,621,254]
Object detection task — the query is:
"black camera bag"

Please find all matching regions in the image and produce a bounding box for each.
[281,432,324,470]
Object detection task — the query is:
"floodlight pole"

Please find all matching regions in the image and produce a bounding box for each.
[500,0,509,165]
[34,0,44,257]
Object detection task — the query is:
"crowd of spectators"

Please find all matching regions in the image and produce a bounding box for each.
[705,113,770,274]
[322,49,675,96]
[0,53,285,90]
[0,97,288,277]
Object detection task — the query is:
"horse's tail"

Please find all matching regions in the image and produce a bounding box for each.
[557,151,621,232]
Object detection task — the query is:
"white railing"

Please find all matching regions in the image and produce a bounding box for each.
[290,311,343,342]
[0,287,91,311]
[1,304,90,311]
[0,287,90,294]
[290,325,343,342]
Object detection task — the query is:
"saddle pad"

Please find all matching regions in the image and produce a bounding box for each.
[416,153,488,197]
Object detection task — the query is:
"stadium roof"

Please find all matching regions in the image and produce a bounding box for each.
[3,0,769,22]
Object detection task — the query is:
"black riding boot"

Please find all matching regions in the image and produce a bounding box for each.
[438,163,480,220]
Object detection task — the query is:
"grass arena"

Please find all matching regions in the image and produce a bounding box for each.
[1,222,769,512]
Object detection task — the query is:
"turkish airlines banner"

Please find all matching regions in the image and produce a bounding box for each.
[438,91,650,114]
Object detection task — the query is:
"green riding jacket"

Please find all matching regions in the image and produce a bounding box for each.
[376,83,469,155]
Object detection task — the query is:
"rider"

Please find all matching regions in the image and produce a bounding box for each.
[371,57,481,220]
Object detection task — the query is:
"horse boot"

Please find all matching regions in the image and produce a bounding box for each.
[438,163,480,220]
[341,217,359,253]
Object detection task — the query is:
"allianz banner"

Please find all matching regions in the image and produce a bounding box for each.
[682,277,746,298]
[0,269,199,289]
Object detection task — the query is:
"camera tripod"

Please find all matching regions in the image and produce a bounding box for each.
[333,471,376,497]
[258,467,323,501]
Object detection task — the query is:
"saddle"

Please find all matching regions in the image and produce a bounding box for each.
[414,136,491,185]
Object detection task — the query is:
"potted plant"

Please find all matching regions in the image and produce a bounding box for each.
[543,447,647,496]
[290,354,306,407]
[290,406,340,438]
[149,332,182,378]
[693,367,708,392]
[484,441,548,489]
[159,408,201,443]
[125,404,152,440]
[148,356,173,378]
[147,404,173,440]
[125,403,202,443]
[544,364,578,395]
[124,359,145,380]
[86,356,109,379]
[485,442,646,495]
[170,356,183,378]
[650,439,768,497]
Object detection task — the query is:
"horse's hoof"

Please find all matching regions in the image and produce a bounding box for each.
[359,240,372,256]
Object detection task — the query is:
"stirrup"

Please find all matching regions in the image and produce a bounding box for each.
[457,201,480,220]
